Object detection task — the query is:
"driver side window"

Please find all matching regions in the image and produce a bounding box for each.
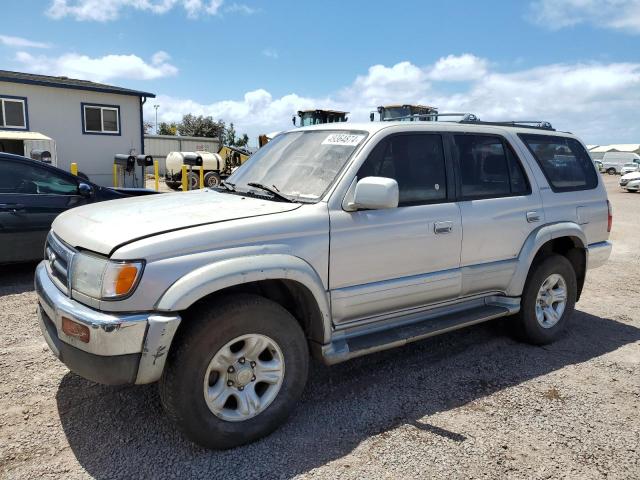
[0,160,79,195]
[356,133,447,206]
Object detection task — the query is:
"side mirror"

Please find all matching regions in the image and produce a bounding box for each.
[369,112,375,122]
[78,182,93,198]
[345,177,399,211]
[292,115,297,126]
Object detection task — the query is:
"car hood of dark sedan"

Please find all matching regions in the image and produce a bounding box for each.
[52,190,302,255]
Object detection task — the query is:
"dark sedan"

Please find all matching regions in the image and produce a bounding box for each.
[0,153,156,264]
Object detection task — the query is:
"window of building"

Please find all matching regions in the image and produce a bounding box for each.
[357,134,447,206]
[0,96,28,130]
[82,104,120,134]
[453,134,530,199]
[519,134,598,192]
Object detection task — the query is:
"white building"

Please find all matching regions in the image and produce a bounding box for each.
[588,144,640,161]
[0,70,154,187]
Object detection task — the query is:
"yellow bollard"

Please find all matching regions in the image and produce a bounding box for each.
[154,160,159,192]
[113,164,118,187]
[70,163,78,176]
[199,166,204,189]
[181,165,188,191]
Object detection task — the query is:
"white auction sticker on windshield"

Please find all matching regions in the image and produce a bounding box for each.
[321,133,365,146]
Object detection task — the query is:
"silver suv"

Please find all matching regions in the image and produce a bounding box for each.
[35,120,612,449]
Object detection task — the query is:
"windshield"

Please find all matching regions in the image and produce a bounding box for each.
[227,130,367,202]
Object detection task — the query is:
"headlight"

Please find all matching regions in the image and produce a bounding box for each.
[71,253,143,299]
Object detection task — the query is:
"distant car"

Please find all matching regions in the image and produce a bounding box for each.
[602,151,640,175]
[0,153,157,264]
[621,162,640,175]
[594,160,604,172]
[619,171,640,192]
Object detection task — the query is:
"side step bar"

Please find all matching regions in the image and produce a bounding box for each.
[322,303,515,364]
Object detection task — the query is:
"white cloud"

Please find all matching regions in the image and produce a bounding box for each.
[14,50,178,82]
[224,3,259,14]
[146,54,640,146]
[0,35,51,49]
[427,54,488,81]
[46,0,224,21]
[529,0,640,33]
[262,48,278,59]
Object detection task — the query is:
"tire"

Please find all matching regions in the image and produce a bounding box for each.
[164,180,181,191]
[187,172,200,190]
[159,294,309,450]
[607,168,616,175]
[204,171,221,188]
[512,254,577,345]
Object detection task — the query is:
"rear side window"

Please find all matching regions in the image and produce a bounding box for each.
[453,135,530,199]
[519,134,598,192]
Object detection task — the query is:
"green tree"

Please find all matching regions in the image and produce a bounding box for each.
[157,122,178,136]
[235,133,249,147]
[178,114,225,138]
[225,123,237,146]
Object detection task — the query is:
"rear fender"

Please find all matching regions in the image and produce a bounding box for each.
[507,222,586,296]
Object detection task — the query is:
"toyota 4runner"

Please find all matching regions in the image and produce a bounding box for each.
[35,119,612,449]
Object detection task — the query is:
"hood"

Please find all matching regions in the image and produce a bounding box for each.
[621,171,640,181]
[52,190,301,255]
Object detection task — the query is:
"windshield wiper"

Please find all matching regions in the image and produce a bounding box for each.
[246,182,295,202]
[220,180,236,191]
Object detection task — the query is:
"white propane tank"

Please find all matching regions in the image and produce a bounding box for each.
[165,151,224,173]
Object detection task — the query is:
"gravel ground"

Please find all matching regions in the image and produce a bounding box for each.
[1,175,638,479]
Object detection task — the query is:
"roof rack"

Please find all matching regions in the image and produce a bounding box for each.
[459,118,555,131]
[379,111,555,131]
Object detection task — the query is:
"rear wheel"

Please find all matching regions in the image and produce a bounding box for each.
[186,172,200,190]
[607,168,617,175]
[159,294,309,450]
[513,254,577,345]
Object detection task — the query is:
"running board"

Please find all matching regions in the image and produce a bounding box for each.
[321,303,514,364]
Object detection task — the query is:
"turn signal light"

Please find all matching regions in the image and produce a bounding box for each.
[115,265,139,295]
[62,317,90,343]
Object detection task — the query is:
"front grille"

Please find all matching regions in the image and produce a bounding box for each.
[45,233,76,295]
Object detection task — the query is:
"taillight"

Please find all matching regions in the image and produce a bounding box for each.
[607,200,613,233]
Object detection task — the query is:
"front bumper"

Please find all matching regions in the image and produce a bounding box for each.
[35,261,181,385]
[587,241,612,270]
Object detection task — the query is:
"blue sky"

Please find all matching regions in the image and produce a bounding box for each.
[2,0,640,145]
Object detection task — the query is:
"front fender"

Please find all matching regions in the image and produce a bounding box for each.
[507,222,586,296]
[155,254,332,342]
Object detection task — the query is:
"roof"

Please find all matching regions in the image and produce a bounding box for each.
[590,144,640,153]
[379,104,437,110]
[144,134,219,142]
[0,131,52,141]
[291,121,577,138]
[0,70,155,98]
[297,109,349,115]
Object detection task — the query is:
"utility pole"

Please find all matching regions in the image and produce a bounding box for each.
[154,104,160,134]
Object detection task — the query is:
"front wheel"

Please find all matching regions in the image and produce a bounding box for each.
[513,254,577,345]
[159,294,309,450]
[607,168,617,175]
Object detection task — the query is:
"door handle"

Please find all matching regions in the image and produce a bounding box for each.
[434,221,453,234]
[526,211,540,223]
